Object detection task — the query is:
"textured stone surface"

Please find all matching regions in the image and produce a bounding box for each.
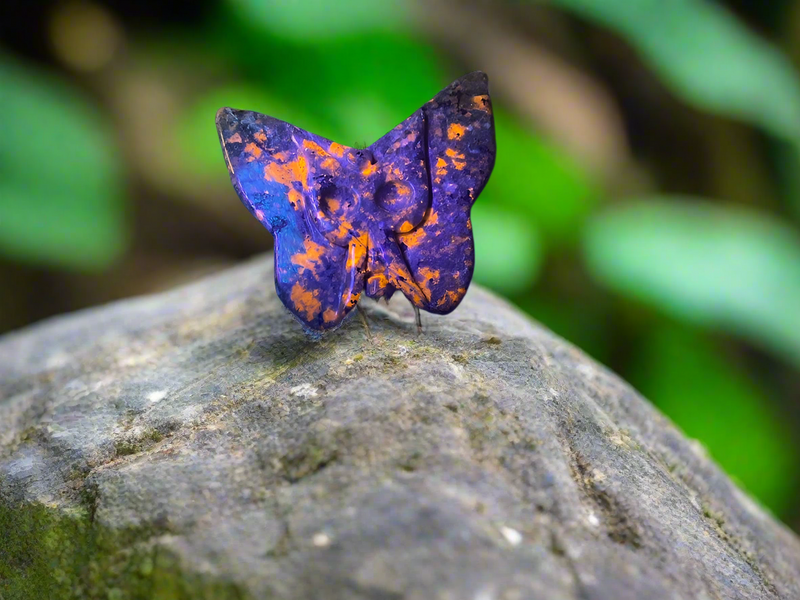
[1,253,799,600]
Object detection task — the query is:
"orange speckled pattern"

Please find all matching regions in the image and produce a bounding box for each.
[215,72,495,334]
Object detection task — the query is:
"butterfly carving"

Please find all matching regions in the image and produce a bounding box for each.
[216,71,496,333]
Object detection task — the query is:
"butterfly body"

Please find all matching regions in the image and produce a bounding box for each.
[216,72,495,333]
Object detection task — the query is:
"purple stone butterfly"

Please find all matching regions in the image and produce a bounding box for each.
[216,72,495,334]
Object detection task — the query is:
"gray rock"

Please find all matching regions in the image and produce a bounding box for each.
[1,254,799,600]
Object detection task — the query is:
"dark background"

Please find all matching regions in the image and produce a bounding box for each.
[1,0,799,530]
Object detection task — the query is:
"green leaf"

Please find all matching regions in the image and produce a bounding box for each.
[583,197,800,367]
[0,54,126,270]
[227,0,410,41]
[480,108,598,243]
[628,325,797,516]
[547,0,800,144]
[471,203,542,295]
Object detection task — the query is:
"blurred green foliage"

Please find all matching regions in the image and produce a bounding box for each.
[0,53,127,270]
[481,109,598,244]
[584,199,800,368]
[228,0,411,41]
[1,0,799,522]
[548,0,800,220]
[548,0,800,146]
[471,203,543,295]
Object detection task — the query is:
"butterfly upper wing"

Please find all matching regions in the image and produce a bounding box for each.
[216,108,364,332]
[396,71,496,314]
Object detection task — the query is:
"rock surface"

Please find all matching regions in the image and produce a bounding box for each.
[1,254,799,600]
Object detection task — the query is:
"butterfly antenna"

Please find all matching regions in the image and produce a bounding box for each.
[357,304,372,341]
[414,306,423,335]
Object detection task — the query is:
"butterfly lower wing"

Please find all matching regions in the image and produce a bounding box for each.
[216,108,364,331]
[397,72,496,314]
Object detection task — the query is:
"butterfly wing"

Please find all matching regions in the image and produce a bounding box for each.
[396,71,496,314]
[216,108,364,332]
